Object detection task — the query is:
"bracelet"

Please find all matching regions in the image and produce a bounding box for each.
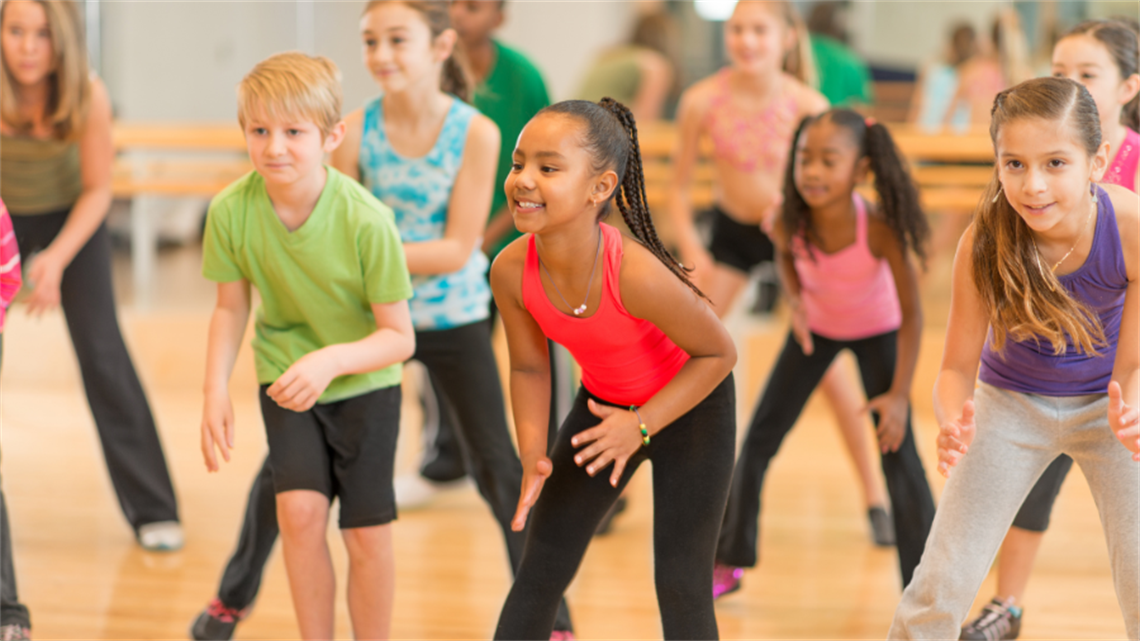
[629,405,650,446]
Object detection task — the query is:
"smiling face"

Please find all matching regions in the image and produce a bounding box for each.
[724,1,792,75]
[243,107,338,188]
[1052,34,1139,133]
[360,2,453,94]
[995,115,1108,235]
[1,0,54,88]
[505,113,616,235]
[792,118,868,210]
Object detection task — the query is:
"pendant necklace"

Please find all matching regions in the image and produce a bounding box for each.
[538,230,602,316]
[1033,194,1095,292]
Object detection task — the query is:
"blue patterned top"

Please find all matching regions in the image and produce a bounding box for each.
[359,96,490,330]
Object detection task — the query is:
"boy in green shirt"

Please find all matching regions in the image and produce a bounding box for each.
[199,52,414,640]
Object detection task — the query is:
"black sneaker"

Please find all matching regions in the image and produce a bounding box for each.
[868,506,895,547]
[960,598,1021,640]
[189,598,247,640]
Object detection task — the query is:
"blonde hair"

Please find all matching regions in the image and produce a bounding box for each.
[363,0,473,103]
[237,52,343,137]
[973,77,1105,356]
[731,0,818,89]
[0,0,91,141]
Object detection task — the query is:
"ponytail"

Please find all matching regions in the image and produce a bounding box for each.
[781,109,929,266]
[539,98,706,300]
[364,0,473,103]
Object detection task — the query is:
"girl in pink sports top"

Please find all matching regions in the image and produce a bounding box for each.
[491,98,737,640]
[671,0,895,548]
[714,109,936,596]
[952,19,1140,639]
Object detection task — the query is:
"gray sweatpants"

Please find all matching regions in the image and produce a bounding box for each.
[889,383,1139,639]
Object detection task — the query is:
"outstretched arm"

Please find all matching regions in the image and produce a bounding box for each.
[202,279,253,471]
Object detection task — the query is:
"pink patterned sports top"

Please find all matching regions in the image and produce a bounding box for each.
[790,194,902,341]
[704,69,800,173]
[1103,127,1139,193]
[522,223,689,406]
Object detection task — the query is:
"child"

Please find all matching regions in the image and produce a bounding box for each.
[0,0,181,551]
[0,199,30,641]
[714,109,937,596]
[959,19,1140,640]
[889,77,1139,640]
[492,98,738,640]
[199,52,415,641]
[670,0,894,546]
[190,4,574,639]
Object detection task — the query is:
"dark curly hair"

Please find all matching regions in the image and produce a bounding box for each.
[538,98,706,300]
[781,108,929,267]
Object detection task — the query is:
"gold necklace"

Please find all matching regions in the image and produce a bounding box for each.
[1033,198,1095,291]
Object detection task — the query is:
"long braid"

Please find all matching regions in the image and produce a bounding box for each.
[598,98,708,300]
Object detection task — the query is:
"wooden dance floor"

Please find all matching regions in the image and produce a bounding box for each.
[0,246,1127,639]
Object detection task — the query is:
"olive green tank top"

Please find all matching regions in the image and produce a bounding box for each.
[0,133,82,215]
[575,46,643,106]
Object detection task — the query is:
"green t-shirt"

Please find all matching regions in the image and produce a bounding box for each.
[202,167,413,403]
[810,35,874,108]
[474,40,551,257]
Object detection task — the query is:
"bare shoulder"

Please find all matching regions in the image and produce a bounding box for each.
[490,234,529,301]
[86,76,112,122]
[467,112,501,149]
[1105,183,1139,280]
[677,75,719,120]
[618,233,689,302]
[783,73,829,117]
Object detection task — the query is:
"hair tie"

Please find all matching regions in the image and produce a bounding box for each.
[864,117,877,127]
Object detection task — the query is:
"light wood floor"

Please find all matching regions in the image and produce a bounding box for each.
[0,244,1128,639]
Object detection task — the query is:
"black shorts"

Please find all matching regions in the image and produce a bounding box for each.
[707,204,775,274]
[260,384,401,529]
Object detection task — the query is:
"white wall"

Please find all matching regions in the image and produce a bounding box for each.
[99,0,636,122]
[850,1,1007,69]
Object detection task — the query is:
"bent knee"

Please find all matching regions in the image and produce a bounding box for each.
[276,490,329,535]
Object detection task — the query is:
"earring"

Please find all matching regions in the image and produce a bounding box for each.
[992,187,1003,204]
[1091,184,1098,204]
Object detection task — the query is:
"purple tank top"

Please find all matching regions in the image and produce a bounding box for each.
[979,186,1127,396]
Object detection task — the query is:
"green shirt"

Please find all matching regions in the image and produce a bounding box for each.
[474,40,551,257]
[810,35,873,108]
[202,167,413,403]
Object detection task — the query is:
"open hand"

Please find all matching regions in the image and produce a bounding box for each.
[511,457,552,531]
[201,388,235,472]
[936,399,976,477]
[1108,382,1140,461]
[267,349,338,412]
[570,399,644,487]
[25,250,65,317]
[866,391,908,454]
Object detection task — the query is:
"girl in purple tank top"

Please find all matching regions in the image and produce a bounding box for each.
[956,22,1140,639]
[714,108,937,595]
[890,77,1140,640]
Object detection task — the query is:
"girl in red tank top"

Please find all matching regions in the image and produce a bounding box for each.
[491,98,738,640]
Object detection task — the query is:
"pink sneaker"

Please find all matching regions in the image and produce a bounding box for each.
[712,563,744,599]
[550,631,576,640]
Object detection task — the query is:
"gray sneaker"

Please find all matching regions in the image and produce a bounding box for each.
[960,598,1021,640]
[189,598,247,640]
[0,624,30,641]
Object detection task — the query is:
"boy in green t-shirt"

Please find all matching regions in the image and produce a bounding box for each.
[199,52,414,640]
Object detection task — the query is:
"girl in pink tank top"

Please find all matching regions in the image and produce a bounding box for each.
[492,98,738,640]
[715,109,937,594]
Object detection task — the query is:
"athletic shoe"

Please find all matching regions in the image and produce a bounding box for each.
[960,598,1022,640]
[137,521,183,552]
[868,506,895,547]
[594,497,628,536]
[712,563,744,599]
[393,473,470,510]
[0,624,30,641]
[189,598,248,640]
[550,631,575,640]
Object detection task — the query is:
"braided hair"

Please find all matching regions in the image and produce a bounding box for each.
[781,109,930,267]
[538,98,706,300]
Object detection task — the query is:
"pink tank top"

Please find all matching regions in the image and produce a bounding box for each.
[790,195,902,341]
[1104,127,1139,192]
[522,223,690,406]
[704,68,799,173]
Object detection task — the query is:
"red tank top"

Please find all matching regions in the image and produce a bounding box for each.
[522,223,690,406]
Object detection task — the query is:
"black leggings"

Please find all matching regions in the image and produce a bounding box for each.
[716,331,936,587]
[213,320,572,630]
[495,374,736,640]
[1011,454,1072,532]
[10,211,178,529]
